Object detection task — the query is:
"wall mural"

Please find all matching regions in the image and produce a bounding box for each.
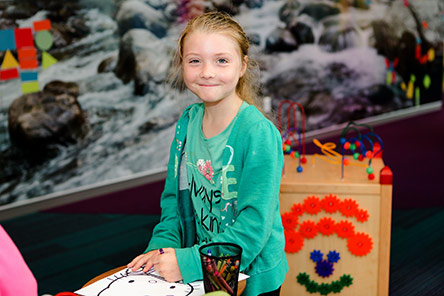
[0,0,443,207]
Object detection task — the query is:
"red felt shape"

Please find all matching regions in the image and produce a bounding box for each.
[0,68,19,80]
[14,28,34,49]
[33,19,51,31]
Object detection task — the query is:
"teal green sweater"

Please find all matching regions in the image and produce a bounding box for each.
[146,103,288,295]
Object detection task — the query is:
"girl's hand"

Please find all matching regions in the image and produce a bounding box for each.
[127,248,183,282]
[151,248,183,282]
[127,249,158,273]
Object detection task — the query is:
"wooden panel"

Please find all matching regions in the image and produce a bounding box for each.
[378,185,393,296]
[281,155,383,192]
[279,155,392,296]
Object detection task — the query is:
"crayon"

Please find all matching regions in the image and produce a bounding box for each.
[203,258,216,291]
[221,260,234,279]
[207,273,218,291]
[214,269,233,294]
[217,259,224,271]
[219,258,231,275]
[226,260,239,282]
[205,258,220,288]
[212,273,227,292]
[206,258,227,292]
[216,253,228,271]
[210,258,219,277]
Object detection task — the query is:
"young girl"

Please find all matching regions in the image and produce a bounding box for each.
[128,11,288,296]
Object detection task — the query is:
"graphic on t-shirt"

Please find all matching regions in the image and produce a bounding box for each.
[190,175,221,234]
[196,159,214,183]
[221,145,238,201]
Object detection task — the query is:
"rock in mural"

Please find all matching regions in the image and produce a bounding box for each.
[8,81,88,151]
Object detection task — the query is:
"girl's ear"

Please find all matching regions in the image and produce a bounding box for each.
[240,55,248,77]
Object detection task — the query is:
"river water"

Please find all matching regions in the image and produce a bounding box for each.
[0,0,442,205]
[0,6,197,205]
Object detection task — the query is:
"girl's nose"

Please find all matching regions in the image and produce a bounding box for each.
[200,63,215,79]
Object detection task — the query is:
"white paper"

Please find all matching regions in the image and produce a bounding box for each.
[75,267,248,296]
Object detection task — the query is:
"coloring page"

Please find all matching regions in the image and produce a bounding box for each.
[75,267,203,296]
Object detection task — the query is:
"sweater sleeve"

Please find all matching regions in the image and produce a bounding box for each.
[146,104,200,252]
[175,119,284,283]
[145,131,183,252]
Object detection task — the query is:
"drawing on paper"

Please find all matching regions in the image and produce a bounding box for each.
[76,267,201,296]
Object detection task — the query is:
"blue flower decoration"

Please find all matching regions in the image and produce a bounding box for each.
[327,250,341,263]
[310,250,323,263]
[315,260,334,278]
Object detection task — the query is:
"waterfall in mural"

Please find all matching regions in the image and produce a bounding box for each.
[0,0,442,206]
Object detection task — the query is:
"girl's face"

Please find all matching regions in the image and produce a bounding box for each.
[182,31,247,106]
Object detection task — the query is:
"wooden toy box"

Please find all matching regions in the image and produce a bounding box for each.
[279,155,393,296]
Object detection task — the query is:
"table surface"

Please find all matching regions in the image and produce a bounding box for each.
[83,266,246,295]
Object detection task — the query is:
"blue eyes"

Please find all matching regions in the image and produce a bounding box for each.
[187,59,229,64]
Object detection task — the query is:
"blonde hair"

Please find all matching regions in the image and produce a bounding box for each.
[168,11,262,110]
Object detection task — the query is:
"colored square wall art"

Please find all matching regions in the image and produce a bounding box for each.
[0,19,57,94]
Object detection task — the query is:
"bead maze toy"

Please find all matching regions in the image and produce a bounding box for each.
[278,99,307,173]
[312,121,383,181]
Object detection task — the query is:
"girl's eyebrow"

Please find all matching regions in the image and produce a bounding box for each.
[184,52,233,57]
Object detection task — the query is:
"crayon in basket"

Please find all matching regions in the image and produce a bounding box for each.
[206,257,234,294]
[205,257,227,292]
[225,260,239,282]
[219,258,232,275]
[204,258,217,291]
